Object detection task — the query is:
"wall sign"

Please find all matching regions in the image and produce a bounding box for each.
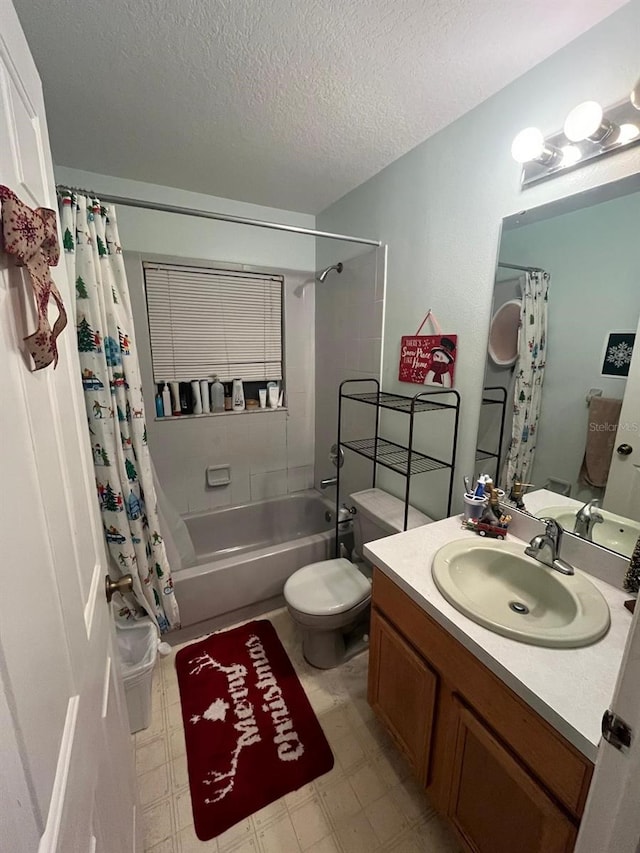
[398,311,457,387]
[601,332,636,378]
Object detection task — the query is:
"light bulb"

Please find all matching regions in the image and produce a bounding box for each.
[560,145,582,166]
[511,127,545,163]
[618,123,640,144]
[564,101,604,142]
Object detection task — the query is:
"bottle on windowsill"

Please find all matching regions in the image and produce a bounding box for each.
[232,378,245,411]
[210,375,225,413]
[223,382,232,411]
[155,386,164,418]
[179,382,193,414]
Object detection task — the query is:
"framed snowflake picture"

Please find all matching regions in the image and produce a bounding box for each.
[601,332,636,378]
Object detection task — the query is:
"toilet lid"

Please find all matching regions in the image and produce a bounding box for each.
[284,558,371,616]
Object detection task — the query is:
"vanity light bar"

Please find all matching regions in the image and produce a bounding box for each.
[513,92,640,188]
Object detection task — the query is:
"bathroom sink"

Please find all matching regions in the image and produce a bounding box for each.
[431,539,610,648]
[538,505,640,559]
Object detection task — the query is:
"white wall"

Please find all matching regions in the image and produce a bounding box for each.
[54,168,317,513]
[317,0,640,518]
[314,248,384,500]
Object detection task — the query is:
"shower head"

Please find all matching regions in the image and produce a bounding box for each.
[316,262,343,283]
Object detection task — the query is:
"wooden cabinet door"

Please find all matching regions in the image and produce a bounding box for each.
[368,609,438,781]
[448,700,577,853]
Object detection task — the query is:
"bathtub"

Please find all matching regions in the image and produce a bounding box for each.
[173,490,335,631]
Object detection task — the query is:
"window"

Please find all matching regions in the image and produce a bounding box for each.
[143,263,283,382]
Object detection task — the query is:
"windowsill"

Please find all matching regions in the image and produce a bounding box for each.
[154,407,288,421]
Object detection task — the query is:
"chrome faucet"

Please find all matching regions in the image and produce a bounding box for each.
[320,476,337,489]
[524,518,575,576]
[574,499,604,541]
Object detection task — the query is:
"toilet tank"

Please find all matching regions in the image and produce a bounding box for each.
[349,488,433,558]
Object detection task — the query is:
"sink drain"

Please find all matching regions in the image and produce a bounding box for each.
[509,601,530,615]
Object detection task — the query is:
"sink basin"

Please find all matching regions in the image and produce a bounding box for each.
[538,505,640,559]
[431,539,610,648]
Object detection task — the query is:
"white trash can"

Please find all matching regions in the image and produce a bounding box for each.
[116,619,158,734]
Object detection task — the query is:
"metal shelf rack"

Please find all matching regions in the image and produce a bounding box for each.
[475,386,508,479]
[335,378,461,551]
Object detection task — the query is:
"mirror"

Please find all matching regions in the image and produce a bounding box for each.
[476,177,640,559]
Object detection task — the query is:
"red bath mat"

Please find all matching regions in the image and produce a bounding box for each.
[175,620,334,841]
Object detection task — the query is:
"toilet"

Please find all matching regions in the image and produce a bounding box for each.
[284,488,433,668]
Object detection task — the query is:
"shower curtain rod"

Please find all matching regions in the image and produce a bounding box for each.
[498,261,545,273]
[55,184,382,247]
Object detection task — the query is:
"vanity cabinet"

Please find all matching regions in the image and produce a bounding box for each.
[368,607,438,780]
[448,701,577,853]
[368,569,593,853]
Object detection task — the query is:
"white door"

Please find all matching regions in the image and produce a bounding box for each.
[575,603,640,853]
[0,2,139,851]
[604,311,640,521]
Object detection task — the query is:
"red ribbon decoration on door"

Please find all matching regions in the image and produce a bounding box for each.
[0,185,67,370]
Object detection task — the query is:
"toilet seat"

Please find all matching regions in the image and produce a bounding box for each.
[284,558,371,617]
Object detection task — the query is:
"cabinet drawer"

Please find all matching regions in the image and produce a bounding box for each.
[372,569,593,818]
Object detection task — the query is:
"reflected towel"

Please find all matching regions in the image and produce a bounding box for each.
[579,396,622,489]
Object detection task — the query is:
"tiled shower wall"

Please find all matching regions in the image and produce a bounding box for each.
[126,256,315,515]
[314,248,385,503]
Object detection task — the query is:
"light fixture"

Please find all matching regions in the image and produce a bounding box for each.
[511,128,560,165]
[512,77,640,188]
[560,145,582,166]
[563,101,618,143]
[618,123,640,143]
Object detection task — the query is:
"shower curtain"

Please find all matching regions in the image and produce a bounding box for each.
[504,270,549,486]
[60,193,180,632]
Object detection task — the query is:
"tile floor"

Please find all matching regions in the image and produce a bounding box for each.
[136,608,461,853]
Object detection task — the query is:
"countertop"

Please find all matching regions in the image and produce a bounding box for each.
[523,488,587,515]
[363,515,632,762]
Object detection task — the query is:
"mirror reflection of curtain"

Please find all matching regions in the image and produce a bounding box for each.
[504,271,549,485]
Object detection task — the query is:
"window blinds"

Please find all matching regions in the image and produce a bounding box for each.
[143,263,283,383]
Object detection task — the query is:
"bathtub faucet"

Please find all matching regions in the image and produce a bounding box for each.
[320,476,338,489]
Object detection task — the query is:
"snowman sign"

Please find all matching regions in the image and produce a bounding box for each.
[398,310,458,388]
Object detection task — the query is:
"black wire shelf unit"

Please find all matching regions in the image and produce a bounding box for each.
[475,386,508,479]
[335,378,461,553]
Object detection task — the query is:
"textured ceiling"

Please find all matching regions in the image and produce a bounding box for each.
[15,0,627,214]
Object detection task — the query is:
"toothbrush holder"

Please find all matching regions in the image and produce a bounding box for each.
[463,493,488,522]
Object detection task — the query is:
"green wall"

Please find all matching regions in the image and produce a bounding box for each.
[317,0,640,515]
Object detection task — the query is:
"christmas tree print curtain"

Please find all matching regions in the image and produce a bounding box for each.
[504,270,549,486]
[59,193,180,632]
